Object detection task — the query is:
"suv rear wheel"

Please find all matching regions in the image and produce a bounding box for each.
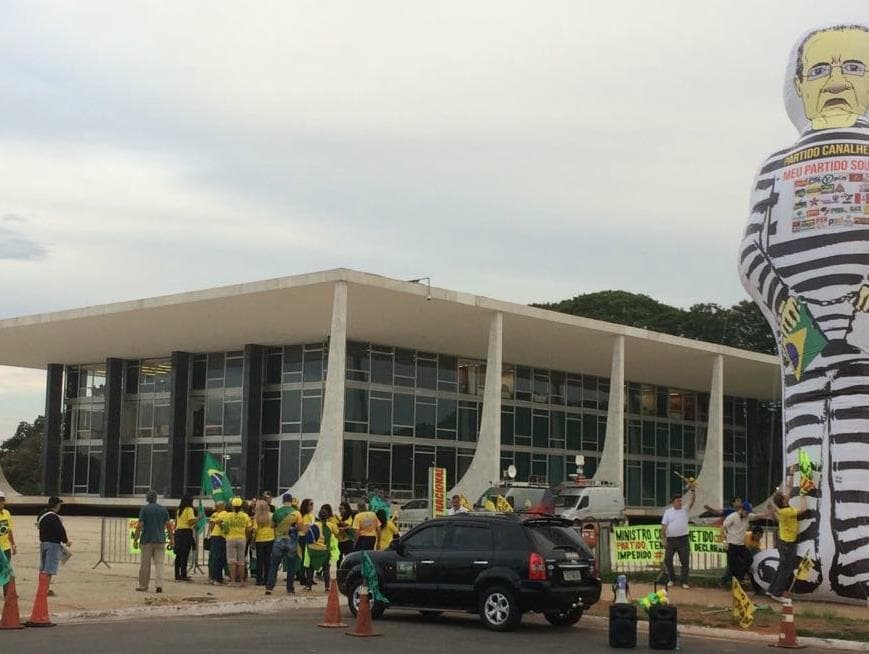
[347,577,386,619]
[478,585,521,631]
[543,607,583,627]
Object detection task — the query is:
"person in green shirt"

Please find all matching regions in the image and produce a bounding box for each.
[265,493,307,595]
[133,490,174,594]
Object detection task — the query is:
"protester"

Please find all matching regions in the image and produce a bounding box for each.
[661,487,695,589]
[133,490,174,594]
[297,499,315,585]
[721,500,755,589]
[376,509,400,550]
[703,496,743,519]
[745,525,765,595]
[766,464,810,602]
[336,502,355,566]
[173,494,196,582]
[225,497,252,586]
[448,494,469,515]
[0,490,15,595]
[265,493,307,595]
[208,500,229,585]
[305,504,337,592]
[352,501,380,551]
[37,496,70,596]
[253,492,275,587]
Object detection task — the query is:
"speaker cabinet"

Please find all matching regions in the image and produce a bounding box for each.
[648,605,678,650]
[609,603,637,648]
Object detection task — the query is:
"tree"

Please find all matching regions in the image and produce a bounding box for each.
[0,416,44,495]
[534,291,778,355]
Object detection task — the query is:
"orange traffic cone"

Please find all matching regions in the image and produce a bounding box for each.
[769,592,805,649]
[346,586,380,637]
[25,572,55,628]
[1,578,24,629]
[319,582,348,628]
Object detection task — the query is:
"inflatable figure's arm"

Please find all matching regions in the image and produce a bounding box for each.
[739,171,792,333]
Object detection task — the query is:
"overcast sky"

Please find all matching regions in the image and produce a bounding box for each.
[1,1,866,439]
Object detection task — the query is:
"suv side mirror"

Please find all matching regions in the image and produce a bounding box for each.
[391,540,402,554]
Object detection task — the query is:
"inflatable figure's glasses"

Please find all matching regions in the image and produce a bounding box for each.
[804,60,866,80]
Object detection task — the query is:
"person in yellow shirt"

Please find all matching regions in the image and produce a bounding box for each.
[305,504,338,591]
[0,490,16,595]
[352,501,380,551]
[208,500,228,584]
[224,497,253,586]
[297,499,315,586]
[252,492,274,587]
[766,465,809,601]
[173,494,196,582]
[376,509,400,551]
[336,502,355,566]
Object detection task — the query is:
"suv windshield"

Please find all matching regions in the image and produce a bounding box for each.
[402,500,428,510]
[526,520,593,557]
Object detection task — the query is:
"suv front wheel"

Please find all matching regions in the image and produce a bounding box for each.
[478,585,521,631]
[543,607,583,627]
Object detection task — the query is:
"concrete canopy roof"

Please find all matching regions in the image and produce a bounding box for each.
[0,268,781,399]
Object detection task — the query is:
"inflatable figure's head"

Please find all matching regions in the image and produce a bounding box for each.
[785,24,869,132]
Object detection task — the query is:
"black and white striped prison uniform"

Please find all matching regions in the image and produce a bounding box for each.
[739,119,869,602]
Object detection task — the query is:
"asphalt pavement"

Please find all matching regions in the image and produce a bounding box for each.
[0,608,827,654]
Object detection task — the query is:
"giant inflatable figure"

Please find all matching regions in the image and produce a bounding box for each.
[739,24,869,603]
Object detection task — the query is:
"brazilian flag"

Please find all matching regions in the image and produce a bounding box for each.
[781,301,827,381]
[201,452,234,504]
[0,547,11,587]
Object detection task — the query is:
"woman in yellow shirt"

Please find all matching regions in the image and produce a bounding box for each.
[224,497,252,586]
[305,504,338,591]
[297,499,315,585]
[208,500,229,585]
[252,493,275,587]
[173,494,197,582]
[336,502,354,567]
[376,510,400,551]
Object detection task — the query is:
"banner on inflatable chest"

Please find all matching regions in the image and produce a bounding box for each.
[612,525,725,563]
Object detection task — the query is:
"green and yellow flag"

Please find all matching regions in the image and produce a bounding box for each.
[0,546,12,587]
[780,301,827,381]
[795,554,814,582]
[731,579,755,629]
[201,452,234,504]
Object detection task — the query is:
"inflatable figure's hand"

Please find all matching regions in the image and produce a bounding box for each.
[778,297,800,333]
[855,285,869,312]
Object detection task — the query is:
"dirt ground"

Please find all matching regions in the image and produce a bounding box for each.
[4,515,328,617]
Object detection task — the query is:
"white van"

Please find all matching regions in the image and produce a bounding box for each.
[553,484,626,523]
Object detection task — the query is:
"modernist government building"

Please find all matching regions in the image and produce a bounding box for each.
[0,269,782,514]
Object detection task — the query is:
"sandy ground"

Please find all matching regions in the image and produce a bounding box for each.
[4,515,330,617]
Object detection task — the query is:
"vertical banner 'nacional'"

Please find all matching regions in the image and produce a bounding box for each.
[428,467,447,518]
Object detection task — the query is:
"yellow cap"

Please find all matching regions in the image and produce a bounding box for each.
[231,497,243,508]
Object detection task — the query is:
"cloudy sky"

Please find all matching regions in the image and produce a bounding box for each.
[0,1,866,439]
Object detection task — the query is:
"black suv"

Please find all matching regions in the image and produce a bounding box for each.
[337,513,601,631]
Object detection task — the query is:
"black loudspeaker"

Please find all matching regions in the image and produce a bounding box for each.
[648,605,678,650]
[609,603,637,648]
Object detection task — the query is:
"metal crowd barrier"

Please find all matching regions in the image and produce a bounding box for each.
[92,516,207,576]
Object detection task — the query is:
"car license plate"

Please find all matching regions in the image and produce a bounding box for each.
[562,569,583,581]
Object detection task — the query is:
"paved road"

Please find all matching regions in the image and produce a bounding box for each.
[0,608,810,653]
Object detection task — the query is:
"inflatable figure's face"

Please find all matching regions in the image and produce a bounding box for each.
[794,28,869,129]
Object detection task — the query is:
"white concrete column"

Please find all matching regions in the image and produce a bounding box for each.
[690,354,724,517]
[292,281,347,508]
[593,335,625,487]
[450,312,503,500]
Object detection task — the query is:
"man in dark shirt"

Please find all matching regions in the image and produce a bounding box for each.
[133,490,173,593]
[37,496,70,594]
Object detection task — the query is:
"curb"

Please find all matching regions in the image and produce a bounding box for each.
[54,594,330,624]
[584,614,869,652]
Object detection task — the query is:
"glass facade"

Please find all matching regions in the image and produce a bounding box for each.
[60,364,106,494]
[55,339,774,507]
[342,342,480,501]
[119,359,171,495]
[259,343,328,497]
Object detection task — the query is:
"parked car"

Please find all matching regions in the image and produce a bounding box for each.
[552,484,626,524]
[337,512,601,631]
[473,483,555,513]
[399,498,430,527]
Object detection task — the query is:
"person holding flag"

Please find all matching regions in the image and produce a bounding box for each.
[765,465,810,602]
[201,452,234,585]
[265,493,307,595]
